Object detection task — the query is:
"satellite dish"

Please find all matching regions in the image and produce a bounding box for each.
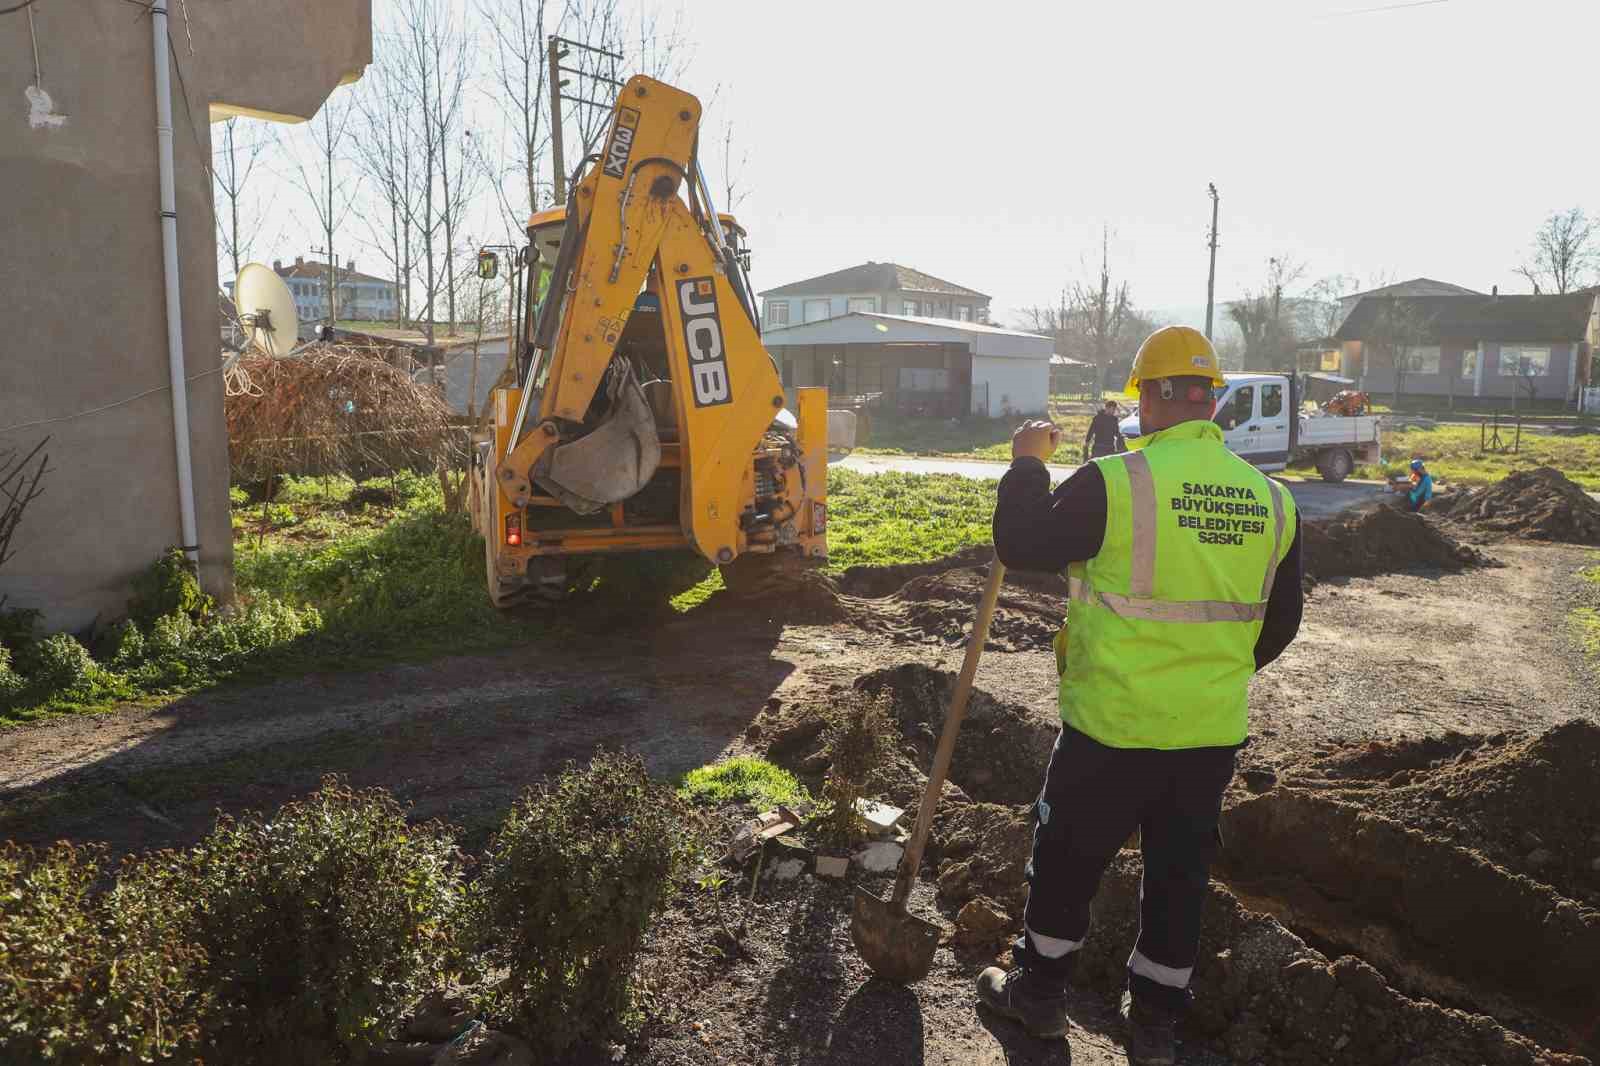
[234,262,299,357]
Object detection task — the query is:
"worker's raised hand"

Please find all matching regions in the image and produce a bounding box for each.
[1011,419,1061,462]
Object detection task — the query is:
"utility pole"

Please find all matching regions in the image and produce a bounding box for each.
[547,35,625,207]
[313,245,338,327]
[1204,183,1220,341]
[547,35,566,206]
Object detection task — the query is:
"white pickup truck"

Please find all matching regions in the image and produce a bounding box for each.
[1119,372,1381,482]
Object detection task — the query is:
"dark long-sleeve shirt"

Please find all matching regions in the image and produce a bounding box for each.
[1084,412,1125,456]
[993,456,1303,671]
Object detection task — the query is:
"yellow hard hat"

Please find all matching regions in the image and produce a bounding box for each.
[1124,325,1225,397]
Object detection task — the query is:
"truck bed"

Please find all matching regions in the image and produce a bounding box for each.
[1298,414,1380,446]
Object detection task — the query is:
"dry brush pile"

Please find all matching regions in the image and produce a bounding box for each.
[225,343,465,483]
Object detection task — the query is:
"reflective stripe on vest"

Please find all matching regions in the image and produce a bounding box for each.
[1058,420,1299,750]
[1075,450,1287,622]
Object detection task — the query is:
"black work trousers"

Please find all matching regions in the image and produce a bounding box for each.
[1016,725,1236,1013]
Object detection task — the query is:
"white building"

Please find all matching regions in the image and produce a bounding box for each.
[225,256,398,325]
[762,312,1051,418]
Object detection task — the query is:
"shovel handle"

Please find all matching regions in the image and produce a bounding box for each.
[890,554,1007,910]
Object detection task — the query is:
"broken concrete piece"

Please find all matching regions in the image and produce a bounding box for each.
[814,854,849,878]
[727,807,801,864]
[769,858,805,881]
[854,840,904,873]
[854,798,905,835]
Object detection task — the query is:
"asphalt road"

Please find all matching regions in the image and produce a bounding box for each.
[835,452,1386,520]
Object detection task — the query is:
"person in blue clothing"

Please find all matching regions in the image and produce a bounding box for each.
[1407,459,1434,512]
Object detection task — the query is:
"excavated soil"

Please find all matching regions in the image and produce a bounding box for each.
[1276,720,1600,905]
[1074,854,1588,1066]
[761,662,1055,811]
[1214,723,1600,1060]
[755,664,1598,1064]
[707,549,1063,651]
[1303,506,1496,587]
[1432,466,1600,544]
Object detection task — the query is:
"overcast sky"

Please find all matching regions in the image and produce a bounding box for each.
[242,0,1599,329]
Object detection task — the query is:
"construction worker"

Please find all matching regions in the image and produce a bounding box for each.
[1407,459,1434,512]
[977,325,1304,1064]
[1084,398,1127,460]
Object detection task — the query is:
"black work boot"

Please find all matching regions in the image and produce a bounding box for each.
[975,966,1071,1039]
[1120,990,1178,1065]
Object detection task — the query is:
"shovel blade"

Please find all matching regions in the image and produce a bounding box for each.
[850,885,942,984]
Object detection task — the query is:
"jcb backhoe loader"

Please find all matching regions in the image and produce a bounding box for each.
[470,75,827,606]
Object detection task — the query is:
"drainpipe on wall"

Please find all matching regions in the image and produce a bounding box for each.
[151,4,201,570]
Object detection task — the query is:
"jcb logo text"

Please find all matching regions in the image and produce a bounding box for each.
[679,277,732,407]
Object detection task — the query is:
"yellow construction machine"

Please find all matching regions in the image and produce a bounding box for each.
[470,75,828,606]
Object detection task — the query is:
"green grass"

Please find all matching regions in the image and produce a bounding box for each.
[1571,562,1600,667]
[676,757,811,810]
[1331,424,1600,490]
[823,468,995,570]
[3,467,1002,724]
[854,412,1091,464]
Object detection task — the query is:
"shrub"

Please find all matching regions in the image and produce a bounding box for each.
[176,778,461,1063]
[679,756,810,810]
[468,751,696,1056]
[28,633,97,694]
[0,843,202,1065]
[818,691,896,844]
[0,645,23,701]
[128,547,214,628]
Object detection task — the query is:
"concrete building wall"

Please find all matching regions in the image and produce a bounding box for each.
[971,355,1050,417]
[0,2,370,632]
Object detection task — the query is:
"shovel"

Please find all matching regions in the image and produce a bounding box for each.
[851,554,1007,983]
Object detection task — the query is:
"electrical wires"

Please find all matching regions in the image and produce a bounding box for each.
[0,0,48,17]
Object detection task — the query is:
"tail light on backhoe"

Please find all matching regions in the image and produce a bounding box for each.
[504,512,522,547]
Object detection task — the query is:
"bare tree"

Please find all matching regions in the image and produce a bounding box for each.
[291,94,360,327]
[354,48,420,325]
[1072,228,1134,401]
[1515,207,1597,295]
[1227,257,1306,371]
[1365,297,1434,408]
[720,117,750,213]
[0,438,48,575]
[478,0,560,226]
[214,118,278,283]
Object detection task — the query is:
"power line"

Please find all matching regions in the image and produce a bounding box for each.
[0,367,226,435]
[1314,0,1449,18]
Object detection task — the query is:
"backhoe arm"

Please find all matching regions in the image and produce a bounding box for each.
[495,76,701,508]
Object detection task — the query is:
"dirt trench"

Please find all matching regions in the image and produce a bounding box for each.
[759,664,1598,1064]
[1302,506,1496,588]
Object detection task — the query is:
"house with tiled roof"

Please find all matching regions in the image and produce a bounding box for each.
[225,255,398,325]
[758,262,990,329]
[1329,278,1599,405]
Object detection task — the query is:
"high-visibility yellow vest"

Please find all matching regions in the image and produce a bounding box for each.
[1059,419,1295,749]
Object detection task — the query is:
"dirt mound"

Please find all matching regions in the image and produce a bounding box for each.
[1073,854,1588,1066]
[928,801,1032,917]
[761,663,1056,811]
[835,551,1065,651]
[1303,506,1494,586]
[1218,787,1600,1058]
[1281,720,1600,906]
[1439,467,1600,544]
